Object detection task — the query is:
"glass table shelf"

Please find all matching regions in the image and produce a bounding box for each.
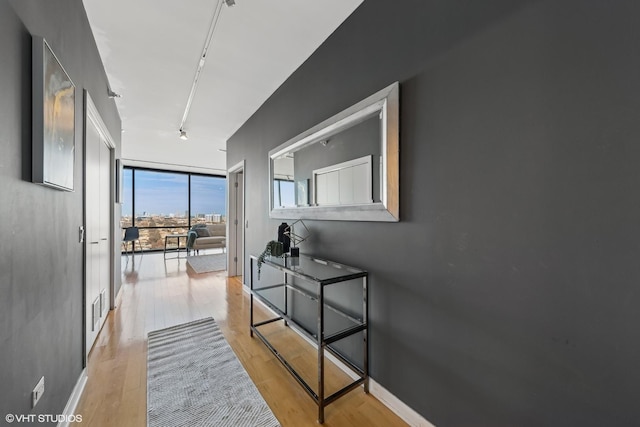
[250,253,368,424]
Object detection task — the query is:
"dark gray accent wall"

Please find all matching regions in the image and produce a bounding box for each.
[228,0,640,425]
[0,0,121,421]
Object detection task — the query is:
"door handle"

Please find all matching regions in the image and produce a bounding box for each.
[101,238,108,241]
[90,241,99,245]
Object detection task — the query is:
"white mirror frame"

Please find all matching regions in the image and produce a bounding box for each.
[269,81,399,222]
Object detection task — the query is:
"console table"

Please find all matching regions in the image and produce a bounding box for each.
[249,254,368,423]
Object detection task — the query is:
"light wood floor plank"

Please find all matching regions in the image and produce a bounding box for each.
[73,252,407,427]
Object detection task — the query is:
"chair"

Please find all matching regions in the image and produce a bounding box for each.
[122,227,141,257]
[186,230,197,256]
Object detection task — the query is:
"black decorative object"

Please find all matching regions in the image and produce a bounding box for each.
[277,222,290,253]
[284,219,311,258]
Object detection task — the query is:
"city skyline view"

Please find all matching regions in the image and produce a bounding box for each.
[122,169,226,218]
[120,168,227,251]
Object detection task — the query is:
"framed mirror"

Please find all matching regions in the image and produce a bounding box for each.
[269,82,399,222]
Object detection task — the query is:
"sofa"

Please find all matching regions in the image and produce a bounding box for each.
[186,224,226,254]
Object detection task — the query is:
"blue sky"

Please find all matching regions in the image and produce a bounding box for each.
[122,169,226,217]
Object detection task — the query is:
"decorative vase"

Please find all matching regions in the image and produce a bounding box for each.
[277,222,290,253]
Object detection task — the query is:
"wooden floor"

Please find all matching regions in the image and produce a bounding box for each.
[73,252,407,427]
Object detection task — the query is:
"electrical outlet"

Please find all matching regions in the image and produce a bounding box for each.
[32,376,45,408]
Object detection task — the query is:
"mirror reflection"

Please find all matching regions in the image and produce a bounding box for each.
[269,81,399,222]
[272,114,381,208]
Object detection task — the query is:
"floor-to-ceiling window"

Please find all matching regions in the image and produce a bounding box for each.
[190,174,227,225]
[121,168,133,229]
[273,179,295,208]
[121,167,226,252]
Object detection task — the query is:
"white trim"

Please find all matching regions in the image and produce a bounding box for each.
[228,159,245,173]
[269,97,386,160]
[312,155,373,206]
[312,154,372,176]
[57,369,87,427]
[86,93,115,150]
[369,379,436,427]
[248,293,436,427]
[227,160,245,278]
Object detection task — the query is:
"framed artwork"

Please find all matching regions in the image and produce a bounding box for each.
[32,36,76,191]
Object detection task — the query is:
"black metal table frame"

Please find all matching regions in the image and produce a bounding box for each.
[249,255,368,424]
[163,234,188,259]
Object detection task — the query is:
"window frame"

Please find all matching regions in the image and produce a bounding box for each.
[121,166,226,252]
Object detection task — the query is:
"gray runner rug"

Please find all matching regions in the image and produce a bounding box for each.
[147,317,280,427]
[186,253,227,273]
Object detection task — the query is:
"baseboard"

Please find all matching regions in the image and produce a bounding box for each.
[113,283,123,309]
[57,369,87,427]
[369,378,436,427]
[248,294,436,427]
[287,322,435,426]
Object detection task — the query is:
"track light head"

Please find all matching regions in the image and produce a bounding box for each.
[224,0,235,6]
[179,129,188,140]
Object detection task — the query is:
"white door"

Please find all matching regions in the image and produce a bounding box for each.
[227,162,245,279]
[98,141,111,316]
[234,171,244,279]
[85,121,101,354]
[85,104,112,359]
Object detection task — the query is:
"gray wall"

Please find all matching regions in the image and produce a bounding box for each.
[228,0,640,425]
[0,0,121,422]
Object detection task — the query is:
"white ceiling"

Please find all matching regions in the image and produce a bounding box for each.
[82,0,362,175]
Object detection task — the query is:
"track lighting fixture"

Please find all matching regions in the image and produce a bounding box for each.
[178,0,236,140]
[179,129,188,140]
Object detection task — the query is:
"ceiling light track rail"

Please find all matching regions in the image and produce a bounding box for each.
[178,0,235,140]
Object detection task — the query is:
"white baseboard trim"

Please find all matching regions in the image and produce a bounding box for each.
[247,292,436,427]
[57,369,87,427]
[369,378,436,427]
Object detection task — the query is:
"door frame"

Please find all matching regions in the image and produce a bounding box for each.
[83,91,117,363]
[227,160,245,280]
